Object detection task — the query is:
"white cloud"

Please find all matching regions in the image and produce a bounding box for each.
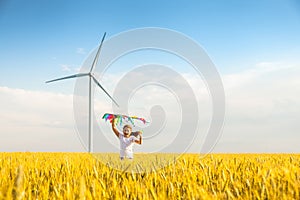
[1,62,299,152]
[60,64,72,72]
[95,62,300,153]
[76,48,86,55]
[0,87,84,152]
[217,62,300,152]
[60,64,81,73]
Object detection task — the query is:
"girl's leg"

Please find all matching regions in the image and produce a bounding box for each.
[120,150,125,160]
[125,150,134,159]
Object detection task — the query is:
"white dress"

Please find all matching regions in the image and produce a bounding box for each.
[119,133,139,159]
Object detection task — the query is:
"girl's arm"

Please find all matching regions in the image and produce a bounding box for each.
[134,131,142,145]
[111,118,120,138]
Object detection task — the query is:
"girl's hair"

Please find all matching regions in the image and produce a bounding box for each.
[123,124,132,130]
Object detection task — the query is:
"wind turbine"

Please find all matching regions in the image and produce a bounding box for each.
[46,32,119,153]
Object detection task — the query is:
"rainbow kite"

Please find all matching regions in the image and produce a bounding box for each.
[102,113,148,126]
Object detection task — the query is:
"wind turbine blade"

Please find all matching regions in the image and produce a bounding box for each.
[89,32,106,73]
[45,73,89,83]
[91,76,119,107]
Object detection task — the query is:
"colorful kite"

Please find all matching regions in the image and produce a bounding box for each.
[102,113,148,126]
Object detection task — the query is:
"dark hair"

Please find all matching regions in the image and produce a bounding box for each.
[123,124,132,130]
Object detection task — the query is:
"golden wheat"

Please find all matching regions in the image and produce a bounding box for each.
[0,153,299,199]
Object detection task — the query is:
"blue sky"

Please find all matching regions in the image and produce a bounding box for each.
[1,0,299,87]
[0,0,299,152]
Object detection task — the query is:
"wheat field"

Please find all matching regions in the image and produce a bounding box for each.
[0,153,299,199]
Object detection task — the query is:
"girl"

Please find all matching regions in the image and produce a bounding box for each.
[111,118,142,160]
